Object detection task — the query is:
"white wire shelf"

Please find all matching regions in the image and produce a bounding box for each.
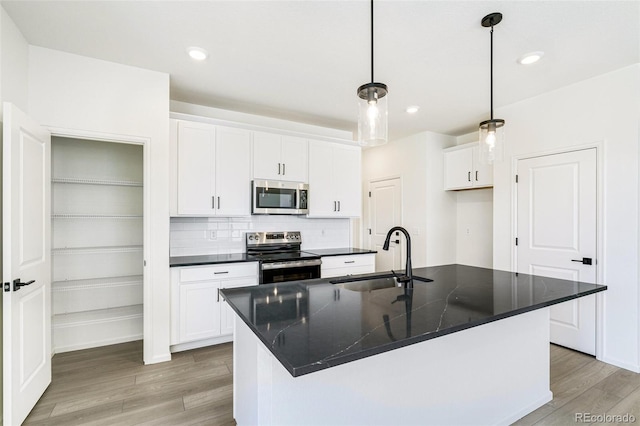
[52,275,143,291]
[52,214,143,219]
[52,245,143,255]
[52,177,143,187]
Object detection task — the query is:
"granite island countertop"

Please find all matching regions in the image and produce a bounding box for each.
[220,264,607,377]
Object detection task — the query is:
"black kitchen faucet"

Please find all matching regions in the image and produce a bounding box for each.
[382,226,413,286]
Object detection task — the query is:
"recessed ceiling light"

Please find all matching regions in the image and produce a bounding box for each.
[188,47,208,61]
[406,105,420,114]
[518,51,544,65]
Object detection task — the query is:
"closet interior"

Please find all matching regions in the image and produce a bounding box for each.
[51,137,143,352]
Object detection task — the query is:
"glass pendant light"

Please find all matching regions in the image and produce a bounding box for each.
[478,12,505,164]
[357,0,388,146]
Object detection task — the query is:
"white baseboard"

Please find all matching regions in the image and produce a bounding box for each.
[170,334,233,353]
[497,391,553,426]
[600,355,640,373]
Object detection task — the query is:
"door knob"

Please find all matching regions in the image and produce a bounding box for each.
[571,257,593,265]
[13,279,35,291]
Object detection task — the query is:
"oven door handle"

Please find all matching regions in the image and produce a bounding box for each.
[261,259,322,270]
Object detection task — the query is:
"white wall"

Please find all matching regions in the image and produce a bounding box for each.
[456,188,493,268]
[171,100,353,142]
[493,64,640,371]
[28,46,171,365]
[362,131,456,268]
[0,7,28,117]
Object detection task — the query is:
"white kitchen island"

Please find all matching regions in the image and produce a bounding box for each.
[221,265,606,425]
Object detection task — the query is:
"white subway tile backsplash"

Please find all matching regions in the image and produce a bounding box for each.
[170,216,351,256]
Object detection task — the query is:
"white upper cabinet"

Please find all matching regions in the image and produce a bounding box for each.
[215,127,252,216]
[253,131,308,182]
[308,140,362,217]
[173,120,251,216]
[443,142,493,190]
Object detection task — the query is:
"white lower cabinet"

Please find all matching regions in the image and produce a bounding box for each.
[320,254,376,278]
[171,262,258,350]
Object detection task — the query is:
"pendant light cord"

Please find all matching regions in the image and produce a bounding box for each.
[370,0,374,83]
[490,25,494,120]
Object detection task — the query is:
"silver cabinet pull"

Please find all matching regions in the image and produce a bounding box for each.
[334,201,337,211]
[468,171,471,182]
[283,163,286,175]
[278,163,281,175]
[214,271,229,274]
[475,171,479,181]
[344,260,355,264]
[212,196,215,209]
[338,201,341,211]
[217,196,220,209]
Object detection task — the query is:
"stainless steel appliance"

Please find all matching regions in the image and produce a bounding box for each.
[251,180,309,215]
[246,231,321,284]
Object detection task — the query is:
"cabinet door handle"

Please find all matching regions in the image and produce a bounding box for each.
[338,201,341,211]
[468,171,471,182]
[214,271,229,274]
[212,196,215,209]
[278,163,281,175]
[217,196,221,209]
[475,171,478,181]
[217,288,220,302]
[344,260,355,264]
[334,201,337,211]
[283,163,286,175]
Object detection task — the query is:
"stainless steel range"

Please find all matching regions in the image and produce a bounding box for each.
[246,231,321,284]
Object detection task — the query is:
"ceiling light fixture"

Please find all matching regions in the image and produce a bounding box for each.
[478,12,505,164]
[406,106,420,114]
[518,51,544,65]
[188,47,208,61]
[357,0,388,146]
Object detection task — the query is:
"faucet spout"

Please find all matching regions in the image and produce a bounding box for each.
[382,226,413,286]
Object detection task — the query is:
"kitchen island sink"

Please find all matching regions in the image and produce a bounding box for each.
[330,273,432,292]
[329,271,432,285]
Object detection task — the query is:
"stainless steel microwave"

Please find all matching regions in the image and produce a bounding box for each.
[252,180,309,215]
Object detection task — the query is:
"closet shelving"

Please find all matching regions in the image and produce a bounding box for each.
[51,137,143,353]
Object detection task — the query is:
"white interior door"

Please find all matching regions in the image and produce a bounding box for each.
[517,148,597,354]
[368,178,402,272]
[2,102,52,425]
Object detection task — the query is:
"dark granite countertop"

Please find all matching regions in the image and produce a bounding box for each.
[303,248,376,257]
[169,253,255,267]
[170,248,376,267]
[220,264,607,377]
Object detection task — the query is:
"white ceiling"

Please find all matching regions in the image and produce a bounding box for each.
[3,1,639,140]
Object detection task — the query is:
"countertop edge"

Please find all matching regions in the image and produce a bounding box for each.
[220,283,607,377]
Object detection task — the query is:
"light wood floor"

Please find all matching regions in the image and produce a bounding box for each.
[25,341,640,425]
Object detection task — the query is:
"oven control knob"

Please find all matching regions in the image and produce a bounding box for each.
[248,235,254,240]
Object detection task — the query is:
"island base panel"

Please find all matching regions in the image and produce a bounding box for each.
[233,308,552,426]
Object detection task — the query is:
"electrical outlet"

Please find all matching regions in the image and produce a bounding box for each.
[209,230,217,240]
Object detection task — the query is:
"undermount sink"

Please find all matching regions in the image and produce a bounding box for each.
[330,273,433,292]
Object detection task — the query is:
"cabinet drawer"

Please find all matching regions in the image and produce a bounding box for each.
[321,265,375,279]
[179,262,258,283]
[321,254,375,270]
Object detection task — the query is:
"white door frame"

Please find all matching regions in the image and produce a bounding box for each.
[511,140,605,359]
[46,126,151,359]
